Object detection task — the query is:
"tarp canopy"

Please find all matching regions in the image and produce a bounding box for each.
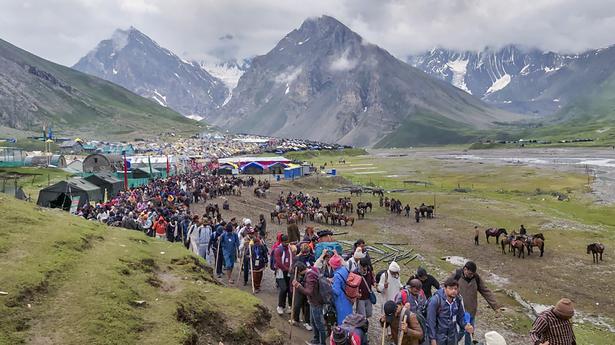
[241,161,264,174]
[84,173,124,198]
[37,178,102,210]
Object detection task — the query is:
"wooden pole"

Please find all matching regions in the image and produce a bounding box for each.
[289,266,298,340]
[398,314,408,345]
[236,245,244,285]
[248,240,256,294]
[214,234,221,277]
[381,320,387,345]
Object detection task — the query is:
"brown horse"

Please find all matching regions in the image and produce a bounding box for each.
[526,233,545,257]
[338,215,355,226]
[511,238,526,258]
[485,228,508,244]
[587,243,605,263]
[501,235,513,254]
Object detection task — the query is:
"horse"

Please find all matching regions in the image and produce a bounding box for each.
[485,228,508,244]
[510,237,526,258]
[276,211,287,225]
[419,205,435,218]
[339,215,355,226]
[254,187,266,198]
[587,243,605,263]
[372,188,384,197]
[350,188,363,196]
[357,207,365,219]
[501,235,514,254]
[526,233,545,257]
[365,202,373,212]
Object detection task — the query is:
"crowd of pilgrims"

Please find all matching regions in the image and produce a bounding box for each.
[73,172,574,345]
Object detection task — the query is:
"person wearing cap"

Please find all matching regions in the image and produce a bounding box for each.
[379,299,422,345]
[427,277,472,345]
[347,247,366,273]
[395,279,427,315]
[378,261,403,306]
[406,267,440,300]
[355,257,376,318]
[529,298,576,345]
[331,254,354,325]
[451,261,500,345]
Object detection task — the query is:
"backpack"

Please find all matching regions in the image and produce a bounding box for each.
[343,270,362,303]
[319,274,334,305]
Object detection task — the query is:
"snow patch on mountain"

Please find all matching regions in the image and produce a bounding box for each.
[201,62,246,90]
[486,74,511,94]
[185,114,204,121]
[151,90,167,107]
[446,59,471,94]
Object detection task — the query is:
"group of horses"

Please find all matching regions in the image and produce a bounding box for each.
[485,228,545,258]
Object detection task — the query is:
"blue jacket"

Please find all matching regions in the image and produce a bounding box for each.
[427,288,466,345]
[221,231,239,258]
[332,267,353,325]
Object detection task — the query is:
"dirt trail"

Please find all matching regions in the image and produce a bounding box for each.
[193,177,613,344]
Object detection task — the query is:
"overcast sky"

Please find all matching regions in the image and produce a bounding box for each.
[2,0,615,66]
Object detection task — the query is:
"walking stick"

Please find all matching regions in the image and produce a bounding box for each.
[248,241,256,293]
[381,320,387,345]
[214,235,221,277]
[236,245,244,285]
[398,314,408,345]
[289,266,298,340]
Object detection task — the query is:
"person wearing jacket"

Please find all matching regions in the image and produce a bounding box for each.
[356,257,375,318]
[209,222,225,278]
[290,261,313,331]
[451,261,500,345]
[395,278,427,315]
[249,235,268,292]
[293,265,326,345]
[221,223,240,285]
[427,277,473,345]
[153,215,168,240]
[331,254,353,325]
[378,261,402,305]
[274,235,295,315]
[406,267,440,300]
[381,299,423,345]
[529,298,576,345]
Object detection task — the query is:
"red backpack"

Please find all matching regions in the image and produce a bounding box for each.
[344,269,363,303]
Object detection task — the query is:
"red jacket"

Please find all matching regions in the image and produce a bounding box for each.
[274,245,294,273]
[153,218,168,236]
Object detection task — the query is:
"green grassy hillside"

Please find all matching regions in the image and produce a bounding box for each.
[0,38,199,140]
[0,196,281,345]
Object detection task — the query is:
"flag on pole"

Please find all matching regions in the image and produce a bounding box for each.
[123,152,129,191]
[148,155,153,176]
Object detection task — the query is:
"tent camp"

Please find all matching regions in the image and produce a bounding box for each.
[217,163,237,175]
[266,162,288,175]
[241,161,264,174]
[37,178,103,210]
[83,154,124,173]
[84,173,124,198]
